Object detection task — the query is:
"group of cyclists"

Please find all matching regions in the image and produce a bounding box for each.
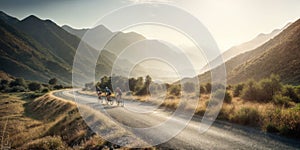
[95,86,123,106]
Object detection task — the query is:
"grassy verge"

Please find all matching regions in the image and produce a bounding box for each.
[122,91,300,139]
[0,92,110,149]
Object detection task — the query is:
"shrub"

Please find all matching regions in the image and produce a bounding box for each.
[53,85,64,90]
[282,85,299,103]
[28,82,42,91]
[224,91,232,103]
[263,108,300,137]
[9,86,26,92]
[0,85,8,92]
[23,92,44,99]
[273,94,292,107]
[241,79,259,100]
[205,83,211,93]
[213,89,232,104]
[42,88,50,93]
[257,76,282,102]
[48,78,58,85]
[9,78,27,88]
[0,79,9,85]
[231,107,260,126]
[26,136,67,150]
[169,84,181,96]
[233,83,244,97]
[199,85,206,94]
[183,82,195,93]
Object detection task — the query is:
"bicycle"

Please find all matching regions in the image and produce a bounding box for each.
[115,93,124,107]
[105,95,114,105]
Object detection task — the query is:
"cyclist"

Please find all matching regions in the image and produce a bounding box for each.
[115,87,122,99]
[115,87,124,106]
[105,87,112,100]
[95,85,102,99]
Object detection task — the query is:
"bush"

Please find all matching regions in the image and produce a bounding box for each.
[0,79,9,85]
[53,85,63,90]
[0,85,8,92]
[183,82,195,93]
[26,136,67,150]
[257,76,282,102]
[224,91,232,103]
[28,82,42,91]
[241,79,259,100]
[9,77,26,87]
[233,83,244,97]
[199,85,206,94]
[264,108,300,138]
[213,89,232,104]
[231,107,260,126]
[273,94,292,107]
[205,83,211,93]
[9,86,26,92]
[42,88,50,93]
[169,84,181,96]
[23,92,44,99]
[48,78,58,85]
[282,85,299,103]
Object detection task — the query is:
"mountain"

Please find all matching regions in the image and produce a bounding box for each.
[223,23,291,61]
[228,19,300,85]
[0,18,71,83]
[0,12,118,84]
[62,25,88,39]
[197,19,300,85]
[201,23,291,73]
[62,24,145,56]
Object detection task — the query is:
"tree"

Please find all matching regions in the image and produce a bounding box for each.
[213,89,232,103]
[199,85,206,94]
[129,78,137,92]
[205,83,212,93]
[257,74,282,102]
[136,75,152,95]
[241,79,259,100]
[233,83,244,97]
[282,85,299,103]
[49,78,58,85]
[0,79,9,85]
[134,77,144,93]
[10,77,26,87]
[28,82,41,91]
[100,76,112,90]
[169,84,181,96]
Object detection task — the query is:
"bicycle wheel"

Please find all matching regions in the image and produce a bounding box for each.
[116,100,120,106]
[109,99,114,105]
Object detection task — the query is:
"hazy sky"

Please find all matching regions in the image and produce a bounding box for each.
[1,0,299,51]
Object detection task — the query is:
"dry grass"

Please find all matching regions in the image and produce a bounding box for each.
[122,90,300,137]
[0,92,107,149]
[68,90,300,138]
[0,91,155,149]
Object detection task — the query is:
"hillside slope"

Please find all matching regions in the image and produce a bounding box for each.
[200,23,290,74]
[198,19,300,85]
[0,12,118,84]
[0,19,71,83]
[228,19,300,84]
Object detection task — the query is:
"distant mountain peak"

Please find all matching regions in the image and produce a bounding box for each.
[22,15,41,22]
[0,11,19,25]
